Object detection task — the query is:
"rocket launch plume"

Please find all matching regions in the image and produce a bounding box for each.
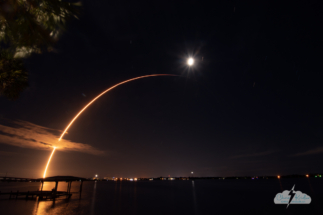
[43,147,56,178]
[42,74,177,178]
[58,74,177,141]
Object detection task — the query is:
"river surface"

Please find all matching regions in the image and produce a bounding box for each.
[0,178,322,214]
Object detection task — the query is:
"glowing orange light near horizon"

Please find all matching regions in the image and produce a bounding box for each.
[306,174,309,177]
[277,175,280,179]
[42,74,178,178]
[43,147,56,178]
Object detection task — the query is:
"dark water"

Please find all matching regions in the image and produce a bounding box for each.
[0,178,322,215]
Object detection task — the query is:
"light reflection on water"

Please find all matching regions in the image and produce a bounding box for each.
[32,181,89,215]
[0,179,322,215]
[192,180,198,215]
[90,181,97,215]
[0,181,91,215]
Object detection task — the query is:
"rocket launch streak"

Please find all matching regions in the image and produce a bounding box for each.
[58,74,177,141]
[43,147,56,178]
[42,74,177,178]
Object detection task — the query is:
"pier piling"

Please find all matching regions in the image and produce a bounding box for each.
[0,176,86,201]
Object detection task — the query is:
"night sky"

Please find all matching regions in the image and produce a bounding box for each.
[1,0,323,178]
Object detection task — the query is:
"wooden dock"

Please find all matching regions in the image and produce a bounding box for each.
[0,190,72,200]
[0,176,86,201]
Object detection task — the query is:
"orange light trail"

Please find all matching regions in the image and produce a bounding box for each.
[42,74,178,178]
[43,147,56,178]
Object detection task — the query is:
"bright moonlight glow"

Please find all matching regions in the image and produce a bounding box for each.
[187,58,194,66]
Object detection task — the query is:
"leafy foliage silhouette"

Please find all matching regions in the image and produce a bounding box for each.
[0,0,81,99]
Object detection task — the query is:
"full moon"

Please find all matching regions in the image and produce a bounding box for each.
[187,58,194,66]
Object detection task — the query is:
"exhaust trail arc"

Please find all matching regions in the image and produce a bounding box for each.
[43,74,178,178]
[43,147,56,178]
